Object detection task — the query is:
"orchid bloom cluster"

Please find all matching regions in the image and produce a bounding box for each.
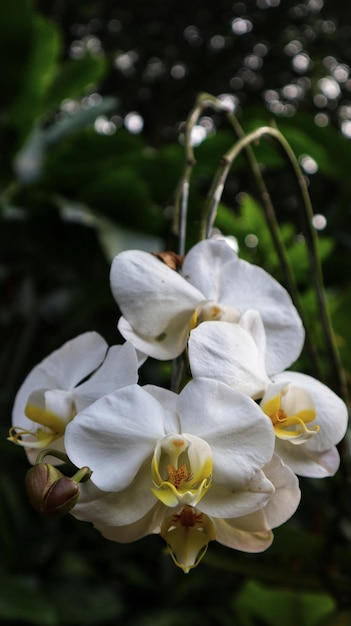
[9,238,348,573]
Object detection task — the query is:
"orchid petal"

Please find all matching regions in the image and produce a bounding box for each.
[182,239,304,375]
[273,372,348,451]
[12,332,108,432]
[181,239,238,302]
[261,381,318,443]
[110,250,204,358]
[117,314,194,360]
[94,503,166,543]
[261,454,300,527]
[188,320,270,399]
[275,439,341,477]
[65,385,166,492]
[143,384,180,432]
[178,378,275,489]
[74,341,139,411]
[161,507,216,572]
[73,458,157,526]
[200,469,274,518]
[213,517,273,552]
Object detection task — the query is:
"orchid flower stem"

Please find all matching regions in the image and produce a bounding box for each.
[223,114,321,381]
[36,449,72,465]
[201,122,347,406]
[71,466,93,484]
[35,449,92,483]
[174,93,237,256]
[171,355,184,393]
[266,129,348,405]
[173,105,198,256]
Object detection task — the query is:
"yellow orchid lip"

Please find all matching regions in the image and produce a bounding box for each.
[151,434,213,508]
[25,404,67,436]
[8,403,69,450]
[262,387,318,442]
[8,426,56,449]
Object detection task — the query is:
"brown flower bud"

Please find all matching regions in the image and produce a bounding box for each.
[25,464,80,517]
[152,251,184,271]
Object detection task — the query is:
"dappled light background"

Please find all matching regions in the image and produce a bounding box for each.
[1,0,351,624]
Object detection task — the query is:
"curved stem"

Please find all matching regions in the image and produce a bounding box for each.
[201,126,274,238]
[223,115,321,379]
[173,93,237,256]
[201,123,348,406]
[36,449,72,465]
[264,128,348,405]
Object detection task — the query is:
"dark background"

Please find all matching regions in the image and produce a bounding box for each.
[1,1,351,624]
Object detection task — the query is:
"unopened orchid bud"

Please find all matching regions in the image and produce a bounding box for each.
[25,463,90,517]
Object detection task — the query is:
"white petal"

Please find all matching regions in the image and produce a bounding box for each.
[181,239,238,302]
[261,454,300,527]
[12,332,108,430]
[200,469,274,518]
[188,320,270,399]
[118,315,192,361]
[72,458,157,526]
[143,384,180,432]
[239,309,267,357]
[183,239,305,375]
[74,341,139,411]
[178,378,275,488]
[212,517,273,552]
[110,250,204,358]
[93,503,165,543]
[226,507,269,533]
[44,389,75,423]
[275,439,340,477]
[273,372,348,451]
[65,385,166,492]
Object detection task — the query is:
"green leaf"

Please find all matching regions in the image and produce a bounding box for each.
[15,97,117,183]
[43,55,108,113]
[234,580,335,626]
[7,14,61,145]
[243,110,351,180]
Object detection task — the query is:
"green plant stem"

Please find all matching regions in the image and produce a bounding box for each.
[36,449,72,465]
[224,114,322,380]
[201,123,348,407]
[173,93,236,256]
[267,129,349,405]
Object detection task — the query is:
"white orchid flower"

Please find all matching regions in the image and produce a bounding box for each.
[69,452,300,573]
[262,372,349,478]
[188,310,348,478]
[9,333,139,464]
[64,378,282,571]
[109,238,305,373]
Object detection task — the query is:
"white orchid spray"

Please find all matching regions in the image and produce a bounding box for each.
[64,379,300,572]
[8,93,349,575]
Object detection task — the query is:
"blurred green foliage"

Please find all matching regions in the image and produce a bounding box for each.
[1,1,351,625]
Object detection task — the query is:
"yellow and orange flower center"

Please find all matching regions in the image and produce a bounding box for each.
[151,434,213,508]
[261,385,319,442]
